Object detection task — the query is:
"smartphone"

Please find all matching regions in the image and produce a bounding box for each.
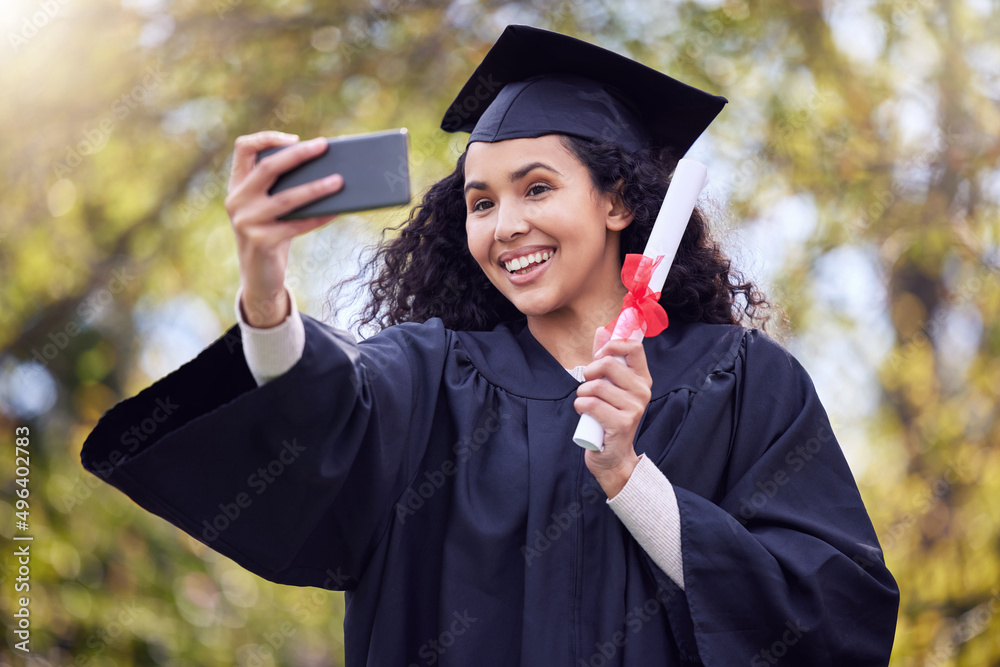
[256,128,411,220]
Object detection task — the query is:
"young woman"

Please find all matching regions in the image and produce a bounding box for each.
[82,25,898,666]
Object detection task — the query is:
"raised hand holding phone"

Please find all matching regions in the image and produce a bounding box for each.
[226,131,345,328]
[227,129,412,328]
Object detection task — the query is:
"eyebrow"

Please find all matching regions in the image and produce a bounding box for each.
[463,162,563,196]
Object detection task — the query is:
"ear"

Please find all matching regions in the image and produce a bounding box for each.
[604,178,633,232]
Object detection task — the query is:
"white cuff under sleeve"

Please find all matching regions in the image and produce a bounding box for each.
[235,283,306,386]
[606,453,685,590]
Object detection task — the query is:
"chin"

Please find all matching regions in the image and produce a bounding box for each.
[505,295,559,318]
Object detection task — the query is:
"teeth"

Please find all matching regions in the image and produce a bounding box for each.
[504,250,554,274]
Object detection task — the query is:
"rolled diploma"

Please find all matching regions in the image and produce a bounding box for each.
[572,159,709,452]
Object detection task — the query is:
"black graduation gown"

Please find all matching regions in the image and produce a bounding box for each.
[80,313,899,666]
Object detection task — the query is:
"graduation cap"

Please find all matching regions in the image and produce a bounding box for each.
[440,24,727,155]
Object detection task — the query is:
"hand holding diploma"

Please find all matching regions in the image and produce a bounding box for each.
[573,159,709,452]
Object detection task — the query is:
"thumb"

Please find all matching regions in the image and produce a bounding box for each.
[593,325,613,358]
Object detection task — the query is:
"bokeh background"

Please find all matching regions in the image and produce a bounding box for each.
[1,0,998,664]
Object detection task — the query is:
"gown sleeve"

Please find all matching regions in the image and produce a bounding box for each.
[80,310,450,591]
[653,328,899,665]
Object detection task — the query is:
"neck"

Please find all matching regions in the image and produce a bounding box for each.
[526,281,628,369]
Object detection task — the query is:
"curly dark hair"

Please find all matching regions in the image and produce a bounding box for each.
[328,134,770,333]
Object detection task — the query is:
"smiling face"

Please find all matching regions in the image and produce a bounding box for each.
[463,135,633,326]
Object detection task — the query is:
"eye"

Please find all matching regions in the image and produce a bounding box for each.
[471,199,493,212]
[527,184,551,197]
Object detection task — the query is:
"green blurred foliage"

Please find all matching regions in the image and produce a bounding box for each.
[1,0,998,664]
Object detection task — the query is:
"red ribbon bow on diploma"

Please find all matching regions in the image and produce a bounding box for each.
[604,253,670,338]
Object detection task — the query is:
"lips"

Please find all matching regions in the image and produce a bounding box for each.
[493,245,558,288]
[504,250,553,274]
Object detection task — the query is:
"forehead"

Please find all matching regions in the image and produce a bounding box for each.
[464,134,580,178]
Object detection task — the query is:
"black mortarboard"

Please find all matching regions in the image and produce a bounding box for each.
[440,24,727,155]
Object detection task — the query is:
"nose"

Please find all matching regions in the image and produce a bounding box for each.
[493,201,531,242]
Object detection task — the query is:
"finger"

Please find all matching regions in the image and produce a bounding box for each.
[271,213,340,237]
[241,136,331,195]
[576,377,646,412]
[582,359,651,398]
[593,338,651,382]
[573,396,631,436]
[576,380,623,407]
[592,326,612,358]
[230,131,300,190]
[259,173,345,220]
